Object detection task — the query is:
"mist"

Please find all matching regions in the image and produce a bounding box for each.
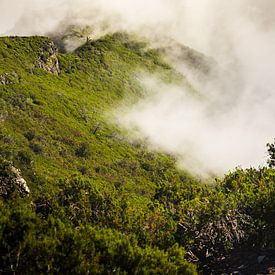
[1,0,275,176]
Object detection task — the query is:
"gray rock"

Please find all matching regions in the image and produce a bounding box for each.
[37,41,60,75]
[0,72,19,85]
[0,163,30,197]
[11,166,30,194]
[0,73,13,85]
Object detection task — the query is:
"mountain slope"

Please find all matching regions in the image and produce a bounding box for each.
[0,35,274,274]
[0,34,199,274]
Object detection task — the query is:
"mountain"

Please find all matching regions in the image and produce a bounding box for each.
[0,34,274,274]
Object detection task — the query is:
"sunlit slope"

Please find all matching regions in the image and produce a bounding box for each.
[0,34,274,274]
[0,35,199,273]
[0,34,183,188]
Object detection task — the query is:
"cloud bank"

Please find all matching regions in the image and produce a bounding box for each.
[1,0,275,175]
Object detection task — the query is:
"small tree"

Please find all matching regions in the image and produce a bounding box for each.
[62,25,93,44]
[267,139,275,168]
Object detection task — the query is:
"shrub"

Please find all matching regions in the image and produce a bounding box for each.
[267,139,275,168]
[16,150,33,167]
[29,142,43,155]
[24,130,35,141]
[75,143,91,158]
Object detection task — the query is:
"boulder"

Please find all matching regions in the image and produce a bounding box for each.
[0,161,30,198]
[0,72,18,85]
[37,41,60,75]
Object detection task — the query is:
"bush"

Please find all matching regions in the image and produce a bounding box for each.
[16,150,33,167]
[29,142,43,155]
[75,143,91,158]
[267,139,275,168]
[24,130,35,141]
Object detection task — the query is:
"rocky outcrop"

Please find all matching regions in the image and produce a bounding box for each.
[0,161,30,198]
[37,41,60,75]
[0,72,18,85]
[11,166,30,194]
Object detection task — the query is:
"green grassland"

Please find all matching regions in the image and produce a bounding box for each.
[0,34,274,274]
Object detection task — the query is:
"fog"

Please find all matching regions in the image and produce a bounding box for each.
[1,0,275,175]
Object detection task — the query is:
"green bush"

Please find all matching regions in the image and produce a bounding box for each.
[75,143,91,158]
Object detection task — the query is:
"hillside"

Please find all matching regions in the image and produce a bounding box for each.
[0,35,274,274]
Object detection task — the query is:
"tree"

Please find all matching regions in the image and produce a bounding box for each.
[267,139,275,168]
[62,25,93,44]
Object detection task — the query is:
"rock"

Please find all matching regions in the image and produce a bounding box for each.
[0,72,18,85]
[0,74,11,85]
[37,41,60,75]
[0,161,30,198]
[11,166,30,194]
[257,255,266,264]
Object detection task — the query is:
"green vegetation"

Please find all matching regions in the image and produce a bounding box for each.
[267,139,275,168]
[0,34,274,274]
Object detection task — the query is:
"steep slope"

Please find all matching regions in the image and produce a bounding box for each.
[0,34,199,274]
[0,34,184,193]
[0,35,274,274]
